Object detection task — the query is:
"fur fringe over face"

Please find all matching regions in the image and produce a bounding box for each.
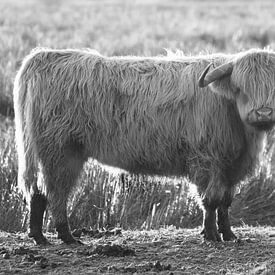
[13,47,275,243]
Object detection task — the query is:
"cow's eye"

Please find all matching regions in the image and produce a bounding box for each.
[239,91,249,105]
[235,87,241,94]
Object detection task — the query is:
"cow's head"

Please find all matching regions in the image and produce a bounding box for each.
[199,50,275,131]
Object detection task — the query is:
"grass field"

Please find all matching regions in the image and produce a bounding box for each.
[0,227,274,274]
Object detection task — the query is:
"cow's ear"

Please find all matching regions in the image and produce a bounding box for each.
[198,62,235,99]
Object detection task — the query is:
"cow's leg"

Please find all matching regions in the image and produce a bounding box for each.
[20,158,49,245]
[28,190,49,245]
[200,173,230,242]
[217,189,237,241]
[48,187,77,244]
[201,204,221,242]
[41,141,86,244]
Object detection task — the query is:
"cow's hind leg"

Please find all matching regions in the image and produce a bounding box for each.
[217,189,237,241]
[28,191,49,245]
[19,156,49,245]
[42,141,86,244]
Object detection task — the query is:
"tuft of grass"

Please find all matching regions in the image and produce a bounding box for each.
[68,163,201,231]
[0,121,26,232]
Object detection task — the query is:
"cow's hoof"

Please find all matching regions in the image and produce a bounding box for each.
[201,228,222,242]
[28,232,51,245]
[64,238,83,245]
[58,233,83,245]
[221,230,237,241]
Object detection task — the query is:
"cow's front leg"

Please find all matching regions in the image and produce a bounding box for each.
[201,205,221,242]
[217,189,237,241]
[200,172,230,242]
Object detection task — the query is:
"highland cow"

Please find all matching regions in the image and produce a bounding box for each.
[13,48,275,245]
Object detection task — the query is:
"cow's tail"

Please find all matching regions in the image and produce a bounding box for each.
[13,50,43,202]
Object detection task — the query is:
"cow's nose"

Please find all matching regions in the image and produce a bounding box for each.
[255,107,273,121]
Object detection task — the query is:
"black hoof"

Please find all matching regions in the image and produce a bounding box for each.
[221,230,237,241]
[56,223,83,245]
[28,232,51,245]
[63,237,83,245]
[201,228,222,242]
[58,233,83,245]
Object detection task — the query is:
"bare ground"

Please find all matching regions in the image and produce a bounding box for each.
[0,226,275,274]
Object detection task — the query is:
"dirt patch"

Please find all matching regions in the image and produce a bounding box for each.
[0,227,274,274]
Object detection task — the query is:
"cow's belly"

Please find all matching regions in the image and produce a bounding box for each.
[91,141,189,177]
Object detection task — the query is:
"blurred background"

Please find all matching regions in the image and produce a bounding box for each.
[0,0,275,232]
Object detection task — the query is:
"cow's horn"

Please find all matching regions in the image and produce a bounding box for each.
[198,62,233,87]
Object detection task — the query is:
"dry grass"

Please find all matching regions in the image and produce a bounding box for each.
[0,227,274,274]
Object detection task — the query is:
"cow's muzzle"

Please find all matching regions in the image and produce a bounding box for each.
[255,106,273,121]
[249,107,274,131]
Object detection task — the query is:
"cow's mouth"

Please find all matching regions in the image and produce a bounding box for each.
[249,121,275,131]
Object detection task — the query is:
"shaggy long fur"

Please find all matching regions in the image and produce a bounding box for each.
[13,47,275,244]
